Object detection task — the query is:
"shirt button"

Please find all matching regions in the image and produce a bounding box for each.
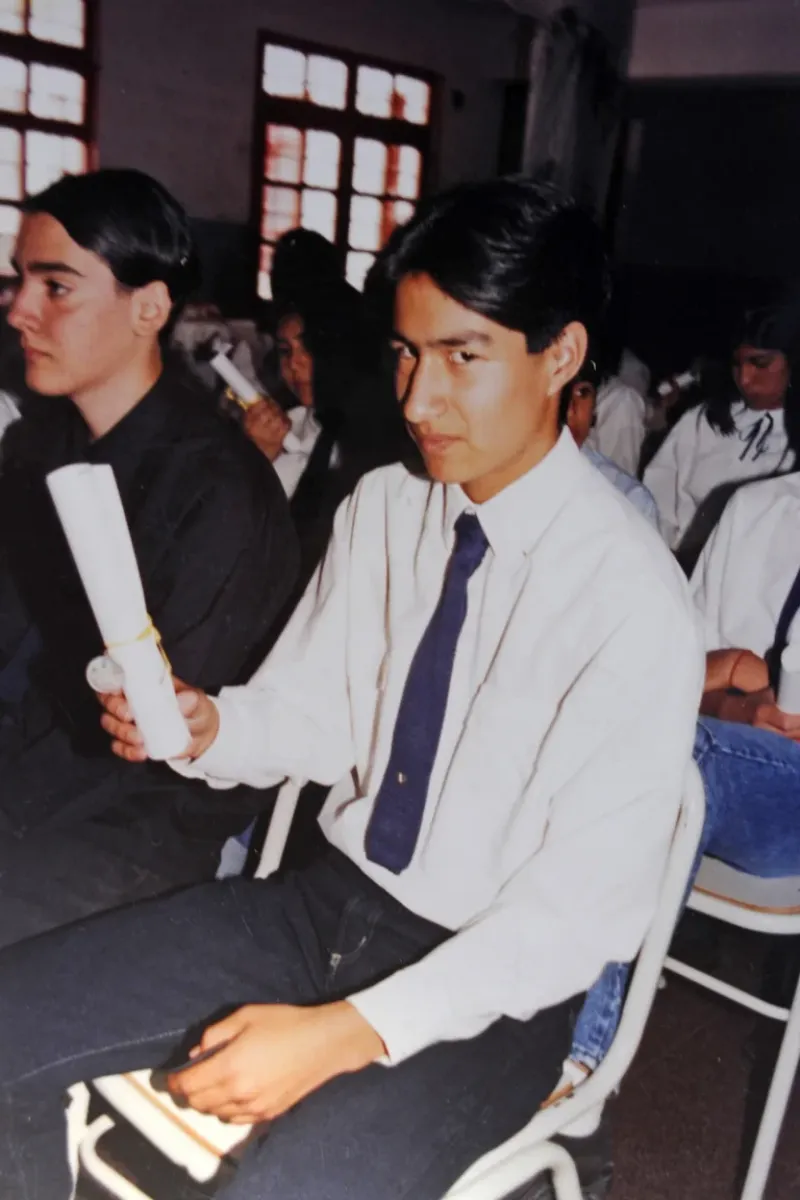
[397,771,407,784]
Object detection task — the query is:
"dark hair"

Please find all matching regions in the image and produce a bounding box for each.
[22,168,201,337]
[557,347,601,429]
[374,177,610,353]
[705,304,800,464]
[271,228,344,310]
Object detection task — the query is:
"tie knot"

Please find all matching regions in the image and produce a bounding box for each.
[453,512,489,576]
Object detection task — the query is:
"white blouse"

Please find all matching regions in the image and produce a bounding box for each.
[585,377,647,476]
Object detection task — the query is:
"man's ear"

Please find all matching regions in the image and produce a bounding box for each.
[131,280,172,339]
[545,322,589,398]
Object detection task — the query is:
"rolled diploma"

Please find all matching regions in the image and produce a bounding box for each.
[46,463,190,760]
[778,643,800,715]
[210,351,260,406]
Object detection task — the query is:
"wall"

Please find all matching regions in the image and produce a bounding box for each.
[95,0,520,224]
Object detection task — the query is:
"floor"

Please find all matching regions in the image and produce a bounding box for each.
[78,916,800,1200]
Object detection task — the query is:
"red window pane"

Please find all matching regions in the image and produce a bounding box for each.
[346,251,375,292]
[261,185,300,241]
[352,138,387,196]
[30,0,85,48]
[0,127,21,200]
[303,130,340,190]
[25,131,85,194]
[301,188,337,242]
[0,1,24,36]
[0,56,26,113]
[29,63,85,124]
[348,194,382,253]
[263,44,306,99]
[394,75,430,125]
[388,145,422,200]
[258,243,274,301]
[265,125,303,185]
[355,66,393,119]
[306,55,348,110]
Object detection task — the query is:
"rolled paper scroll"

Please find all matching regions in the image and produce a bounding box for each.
[46,463,190,761]
[210,350,261,407]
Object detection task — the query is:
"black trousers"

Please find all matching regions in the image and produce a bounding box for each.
[0,844,579,1199]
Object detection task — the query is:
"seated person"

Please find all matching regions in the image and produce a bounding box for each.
[644,305,799,559]
[0,168,297,949]
[561,357,660,531]
[583,340,648,476]
[560,465,800,1104]
[0,178,701,1200]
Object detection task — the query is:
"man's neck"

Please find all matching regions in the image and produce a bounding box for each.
[463,429,559,506]
[71,348,163,440]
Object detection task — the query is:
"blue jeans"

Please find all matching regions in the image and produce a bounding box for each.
[0,843,580,1200]
[571,716,800,1067]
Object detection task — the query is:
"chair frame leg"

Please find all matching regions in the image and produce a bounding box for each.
[741,979,800,1200]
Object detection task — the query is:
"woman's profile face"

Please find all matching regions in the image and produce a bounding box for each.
[733,344,790,411]
[277,313,314,408]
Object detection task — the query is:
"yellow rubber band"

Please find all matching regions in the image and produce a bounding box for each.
[106,616,172,674]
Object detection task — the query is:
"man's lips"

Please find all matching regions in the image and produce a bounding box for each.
[416,433,459,454]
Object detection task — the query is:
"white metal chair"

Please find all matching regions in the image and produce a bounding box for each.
[71,765,705,1200]
[663,856,800,1200]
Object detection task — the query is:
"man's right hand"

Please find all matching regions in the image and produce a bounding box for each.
[717,686,800,741]
[100,678,220,763]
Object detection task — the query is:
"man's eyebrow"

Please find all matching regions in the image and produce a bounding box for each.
[10,259,85,278]
[390,329,494,350]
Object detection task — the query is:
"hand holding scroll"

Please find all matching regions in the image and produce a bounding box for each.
[100,678,220,763]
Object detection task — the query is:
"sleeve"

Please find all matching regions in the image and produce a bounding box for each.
[174,487,360,791]
[593,385,646,475]
[688,490,741,651]
[348,589,703,1064]
[643,410,700,550]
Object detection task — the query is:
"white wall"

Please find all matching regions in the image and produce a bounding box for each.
[630,0,800,80]
[95,0,520,223]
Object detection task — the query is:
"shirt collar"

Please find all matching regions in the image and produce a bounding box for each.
[441,428,584,559]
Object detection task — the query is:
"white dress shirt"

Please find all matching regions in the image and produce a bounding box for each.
[585,377,647,476]
[181,432,702,1063]
[644,400,792,551]
[582,444,661,533]
[691,472,800,656]
[271,406,323,498]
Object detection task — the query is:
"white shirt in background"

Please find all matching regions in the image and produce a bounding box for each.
[692,472,800,656]
[585,377,647,476]
[644,399,792,552]
[178,432,702,1064]
[0,390,20,445]
[271,406,323,498]
[618,348,651,399]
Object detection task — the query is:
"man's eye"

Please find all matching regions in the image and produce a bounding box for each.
[45,280,69,298]
[450,350,478,366]
[390,343,414,362]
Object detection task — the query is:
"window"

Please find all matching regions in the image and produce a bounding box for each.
[0,0,94,272]
[254,34,435,298]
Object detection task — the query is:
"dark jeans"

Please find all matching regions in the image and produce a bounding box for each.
[0,845,579,1200]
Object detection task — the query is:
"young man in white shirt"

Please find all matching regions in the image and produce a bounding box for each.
[0,179,702,1200]
[563,468,800,1089]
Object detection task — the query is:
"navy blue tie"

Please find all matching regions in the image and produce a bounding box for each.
[365,512,490,873]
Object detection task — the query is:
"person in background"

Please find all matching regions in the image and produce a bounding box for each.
[0,168,297,949]
[561,356,661,532]
[556,467,800,1129]
[0,177,701,1200]
[644,305,800,563]
[583,344,647,476]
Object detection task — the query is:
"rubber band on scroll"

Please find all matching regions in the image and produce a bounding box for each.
[106,615,172,675]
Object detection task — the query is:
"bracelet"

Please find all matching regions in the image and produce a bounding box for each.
[727,649,748,690]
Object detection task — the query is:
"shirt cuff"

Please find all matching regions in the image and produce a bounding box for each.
[168,696,248,789]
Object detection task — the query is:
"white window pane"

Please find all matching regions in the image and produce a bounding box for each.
[303,130,340,190]
[391,145,422,200]
[29,64,85,124]
[263,44,305,99]
[0,0,24,35]
[352,138,387,196]
[258,243,274,300]
[25,131,85,195]
[30,0,85,47]
[0,127,21,200]
[348,194,382,252]
[356,66,393,118]
[395,75,430,125]
[0,202,19,273]
[261,185,300,242]
[0,57,27,114]
[265,125,302,185]
[346,251,375,292]
[301,188,336,242]
[306,55,347,110]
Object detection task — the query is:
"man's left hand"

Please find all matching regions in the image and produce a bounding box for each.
[167,1001,385,1124]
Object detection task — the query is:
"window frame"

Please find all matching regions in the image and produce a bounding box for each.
[251,30,440,298]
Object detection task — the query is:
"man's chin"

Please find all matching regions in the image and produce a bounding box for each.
[24,366,68,397]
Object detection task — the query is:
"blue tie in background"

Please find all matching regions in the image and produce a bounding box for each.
[365,512,490,874]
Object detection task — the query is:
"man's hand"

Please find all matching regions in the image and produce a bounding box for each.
[167,1002,385,1124]
[99,678,219,762]
[705,648,770,694]
[713,686,800,741]
[243,398,291,462]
